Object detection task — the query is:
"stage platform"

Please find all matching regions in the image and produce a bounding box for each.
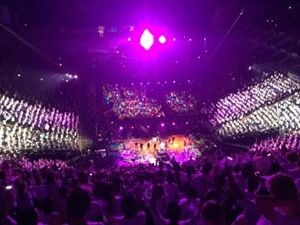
[111,135,203,164]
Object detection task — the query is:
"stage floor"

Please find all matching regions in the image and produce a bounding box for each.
[113,135,201,164]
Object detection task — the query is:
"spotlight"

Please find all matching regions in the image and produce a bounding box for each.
[119,126,123,130]
[172,38,176,41]
[172,122,175,125]
[127,37,131,42]
[74,75,78,79]
[161,123,165,127]
[140,29,154,50]
[158,35,166,44]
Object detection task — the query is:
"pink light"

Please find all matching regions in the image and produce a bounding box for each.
[172,38,176,41]
[128,37,131,42]
[158,35,166,44]
[140,29,154,50]
[161,123,165,127]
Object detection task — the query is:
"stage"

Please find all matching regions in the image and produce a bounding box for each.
[111,135,203,164]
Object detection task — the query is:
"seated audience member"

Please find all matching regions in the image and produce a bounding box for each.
[255,173,300,225]
[201,200,226,225]
[66,187,104,225]
[114,194,146,225]
[288,158,300,180]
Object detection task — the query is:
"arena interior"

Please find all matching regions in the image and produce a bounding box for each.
[1,1,300,225]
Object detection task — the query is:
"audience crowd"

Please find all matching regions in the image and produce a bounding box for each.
[0,92,79,151]
[217,92,300,138]
[103,85,165,119]
[103,84,197,119]
[166,91,196,113]
[206,73,300,127]
[0,140,299,225]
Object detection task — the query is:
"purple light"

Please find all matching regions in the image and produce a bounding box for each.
[140,29,154,50]
[119,126,123,130]
[158,35,166,44]
[161,123,165,127]
[172,38,176,41]
[128,37,131,42]
[172,122,175,125]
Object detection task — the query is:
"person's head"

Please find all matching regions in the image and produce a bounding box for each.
[66,187,91,221]
[93,182,105,198]
[268,162,281,175]
[17,207,38,225]
[58,186,68,199]
[186,186,198,200]
[233,164,242,173]
[202,162,213,175]
[121,194,139,219]
[166,172,175,184]
[201,200,225,225]
[261,151,268,158]
[153,184,164,199]
[286,152,298,163]
[0,171,7,180]
[246,177,259,193]
[17,181,26,194]
[205,189,221,203]
[46,171,55,184]
[266,173,297,199]
[241,163,254,179]
[34,176,42,186]
[213,174,226,189]
[165,203,181,222]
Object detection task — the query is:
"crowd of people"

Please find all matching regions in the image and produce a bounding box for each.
[217,91,300,138]
[0,139,299,225]
[206,73,300,127]
[103,85,165,119]
[103,84,197,119]
[0,92,79,151]
[166,91,196,113]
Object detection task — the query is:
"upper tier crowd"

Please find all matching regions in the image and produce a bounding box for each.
[166,91,196,113]
[205,73,300,127]
[217,91,300,138]
[103,84,197,119]
[103,85,165,119]
[0,137,299,225]
[0,92,79,151]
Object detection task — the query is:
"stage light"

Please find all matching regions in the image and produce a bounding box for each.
[161,123,165,127]
[17,74,21,77]
[128,37,131,42]
[158,35,166,44]
[172,122,175,125]
[172,38,176,41]
[119,126,123,130]
[74,75,78,79]
[140,29,154,50]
